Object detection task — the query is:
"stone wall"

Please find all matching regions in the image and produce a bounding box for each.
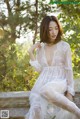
[0,91,30,119]
[0,79,80,119]
[0,91,80,119]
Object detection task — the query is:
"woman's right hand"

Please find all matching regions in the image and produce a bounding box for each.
[28,42,41,53]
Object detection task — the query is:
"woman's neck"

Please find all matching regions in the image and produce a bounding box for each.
[45,42,55,47]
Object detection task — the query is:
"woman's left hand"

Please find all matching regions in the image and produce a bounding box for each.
[66,92,73,101]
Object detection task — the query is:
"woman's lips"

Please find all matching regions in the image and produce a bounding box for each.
[51,35,56,39]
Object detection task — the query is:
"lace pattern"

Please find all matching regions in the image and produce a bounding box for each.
[29,40,75,96]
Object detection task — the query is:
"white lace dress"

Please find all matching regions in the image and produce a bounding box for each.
[25,40,77,119]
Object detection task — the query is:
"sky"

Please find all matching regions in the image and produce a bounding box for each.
[16,0,58,44]
[0,0,60,44]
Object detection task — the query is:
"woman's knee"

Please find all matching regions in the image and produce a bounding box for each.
[40,86,50,98]
[40,86,58,101]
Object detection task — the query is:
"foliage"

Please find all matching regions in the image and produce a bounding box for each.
[0,43,39,91]
[0,0,80,91]
[57,3,80,78]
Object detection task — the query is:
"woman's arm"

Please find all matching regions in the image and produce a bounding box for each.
[28,42,41,61]
[28,42,42,72]
[65,43,75,101]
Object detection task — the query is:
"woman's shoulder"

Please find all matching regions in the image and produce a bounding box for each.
[61,40,70,46]
[61,40,70,48]
[59,40,71,52]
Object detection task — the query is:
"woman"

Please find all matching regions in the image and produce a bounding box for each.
[25,16,80,119]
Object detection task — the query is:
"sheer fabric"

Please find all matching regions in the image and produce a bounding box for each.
[25,40,77,119]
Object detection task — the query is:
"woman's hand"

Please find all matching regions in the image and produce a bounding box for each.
[66,92,73,101]
[28,42,41,53]
[28,42,41,61]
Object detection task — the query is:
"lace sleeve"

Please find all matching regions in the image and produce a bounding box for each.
[29,48,42,72]
[65,44,75,96]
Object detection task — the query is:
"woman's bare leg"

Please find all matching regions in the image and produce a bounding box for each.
[33,107,42,119]
[25,106,42,119]
[40,87,80,118]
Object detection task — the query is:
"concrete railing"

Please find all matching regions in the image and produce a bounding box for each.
[0,79,80,119]
[0,91,80,119]
[0,91,30,119]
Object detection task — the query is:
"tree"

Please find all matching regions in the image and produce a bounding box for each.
[0,0,80,91]
[57,2,80,77]
[0,0,56,90]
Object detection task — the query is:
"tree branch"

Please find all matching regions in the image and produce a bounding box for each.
[33,0,38,44]
[4,0,12,16]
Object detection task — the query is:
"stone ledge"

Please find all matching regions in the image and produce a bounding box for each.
[0,108,29,119]
[0,91,30,108]
[0,91,80,119]
[0,91,30,98]
[0,91,30,119]
[74,92,80,107]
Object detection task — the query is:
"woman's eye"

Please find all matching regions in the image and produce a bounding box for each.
[49,29,52,31]
[55,27,58,30]
[49,28,53,31]
[49,27,58,31]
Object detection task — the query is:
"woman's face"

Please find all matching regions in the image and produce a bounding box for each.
[48,21,59,43]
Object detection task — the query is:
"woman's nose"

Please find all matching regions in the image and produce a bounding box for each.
[52,30,55,34]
